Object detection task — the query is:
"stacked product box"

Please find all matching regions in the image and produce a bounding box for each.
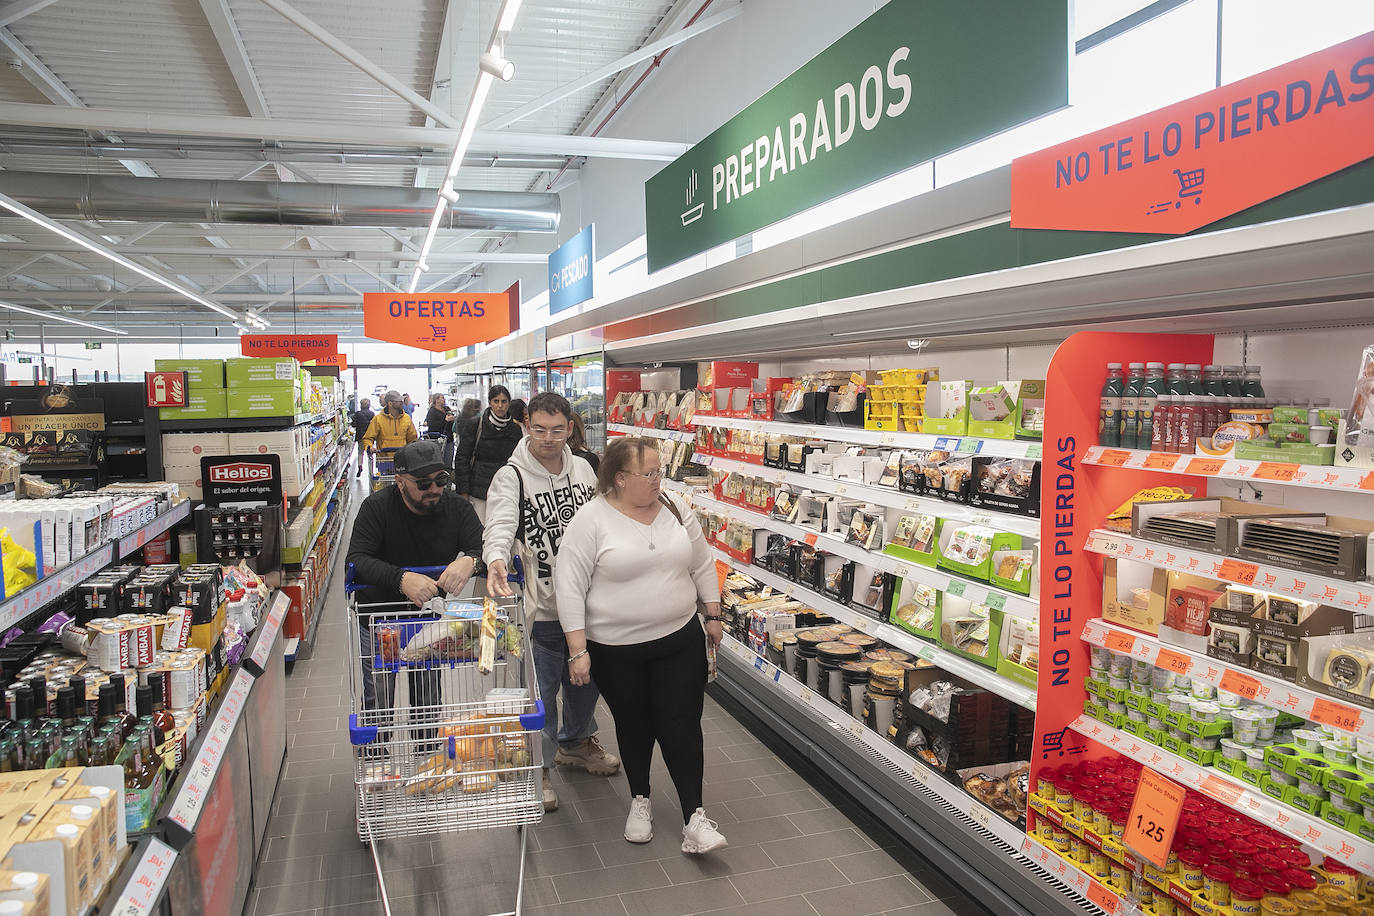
[0,489,178,577]
[161,432,229,502]
[227,427,311,498]
[225,357,302,419]
[154,358,227,421]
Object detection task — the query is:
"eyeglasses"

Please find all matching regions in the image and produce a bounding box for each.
[408,472,452,491]
[622,468,662,482]
[529,426,568,439]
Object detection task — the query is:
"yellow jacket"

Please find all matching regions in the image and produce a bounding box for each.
[362,411,418,451]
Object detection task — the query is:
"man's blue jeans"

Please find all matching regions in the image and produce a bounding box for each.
[531,619,600,766]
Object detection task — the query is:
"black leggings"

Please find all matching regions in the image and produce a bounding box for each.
[588,617,708,824]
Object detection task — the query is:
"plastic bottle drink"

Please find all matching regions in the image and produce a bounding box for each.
[1177,396,1202,453]
[1150,394,1170,451]
[1202,398,1227,441]
[1100,363,1125,446]
[1165,363,1187,396]
[1184,364,1205,395]
[1139,363,1165,449]
[1120,363,1145,449]
[1202,365,1226,397]
[1159,395,1178,451]
[1222,366,1244,396]
[1241,366,1265,399]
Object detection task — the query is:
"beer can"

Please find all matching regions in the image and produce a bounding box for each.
[87,623,129,673]
[126,617,156,668]
[167,660,198,710]
[161,606,192,651]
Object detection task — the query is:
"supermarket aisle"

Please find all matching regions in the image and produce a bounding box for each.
[245,474,987,916]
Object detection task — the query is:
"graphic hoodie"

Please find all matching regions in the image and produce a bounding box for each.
[482,438,597,622]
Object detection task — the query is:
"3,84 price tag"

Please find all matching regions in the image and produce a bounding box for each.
[1123,768,1185,869]
[1311,697,1363,733]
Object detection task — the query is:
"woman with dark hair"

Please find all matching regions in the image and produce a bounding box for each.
[509,398,528,427]
[567,412,600,473]
[454,385,524,522]
[423,393,456,469]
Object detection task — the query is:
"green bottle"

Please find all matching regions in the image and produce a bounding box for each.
[1121,363,1145,449]
[1100,363,1125,447]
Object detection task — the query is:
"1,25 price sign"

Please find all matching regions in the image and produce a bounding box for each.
[1123,769,1186,869]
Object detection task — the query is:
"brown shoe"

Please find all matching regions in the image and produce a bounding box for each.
[554,736,621,776]
[542,768,558,811]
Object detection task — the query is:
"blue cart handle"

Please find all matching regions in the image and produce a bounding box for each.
[344,556,523,594]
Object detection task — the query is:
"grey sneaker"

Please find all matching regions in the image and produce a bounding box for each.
[542,768,558,812]
[624,795,653,843]
[681,808,727,855]
[555,736,621,776]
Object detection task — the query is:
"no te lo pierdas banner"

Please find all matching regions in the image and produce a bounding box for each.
[1011,30,1374,234]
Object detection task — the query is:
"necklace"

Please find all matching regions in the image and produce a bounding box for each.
[611,497,660,550]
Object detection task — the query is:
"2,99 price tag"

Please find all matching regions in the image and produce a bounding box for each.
[1122,769,1185,869]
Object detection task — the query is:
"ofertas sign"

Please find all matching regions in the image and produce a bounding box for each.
[643,0,1069,272]
[1012,30,1374,234]
[362,292,514,352]
[240,334,338,360]
[548,223,594,314]
[307,353,348,370]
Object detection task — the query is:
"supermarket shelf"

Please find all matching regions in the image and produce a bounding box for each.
[287,490,350,664]
[607,422,695,442]
[117,498,192,559]
[1082,618,1374,739]
[1083,528,1374,611]
[282,454,349,566]
[713,638,1097,916]
[1018,835,1118,915]
[700,494,1039,619]
[1070,714,1374,873]
[1083,445,1374,493]
[699,453,1042,539]
[159,414,312,432]
[693,413,1044,460]
[713,548,1036,710]
[659,478,695,496]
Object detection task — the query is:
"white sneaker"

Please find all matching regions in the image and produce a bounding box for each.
[624,795,653,843]
[681,808,727,854]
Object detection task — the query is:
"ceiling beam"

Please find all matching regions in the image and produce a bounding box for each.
[0,242,550,262]
[0,0,63,28]
[414,0,465,191]
[483,3,742,131]
[195,0,270,119]
[0,101,691,161]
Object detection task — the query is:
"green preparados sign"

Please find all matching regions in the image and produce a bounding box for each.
[644,0,1070,273]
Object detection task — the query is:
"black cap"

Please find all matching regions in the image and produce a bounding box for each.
[393,439,447,477]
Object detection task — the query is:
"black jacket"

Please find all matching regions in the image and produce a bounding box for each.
[351,407,375,439]
[423,406,452,439]
[346,485,484,609]
[453,409,523,498]
[572,447,601,474]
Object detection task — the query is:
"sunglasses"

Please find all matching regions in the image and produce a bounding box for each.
[408,472,452,491]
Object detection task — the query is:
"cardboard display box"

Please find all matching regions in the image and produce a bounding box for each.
[158,389,228,421]
[225,356,298,386]
[153,358,224,389]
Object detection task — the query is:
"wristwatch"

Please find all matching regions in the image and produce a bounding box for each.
[468,554,488,578]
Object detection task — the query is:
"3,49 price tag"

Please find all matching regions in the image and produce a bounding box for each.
[1123,769,1185,869]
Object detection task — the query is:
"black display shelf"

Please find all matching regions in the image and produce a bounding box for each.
[159,415,306,432]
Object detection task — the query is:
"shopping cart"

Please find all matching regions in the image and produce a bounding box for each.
[371,446,400,492]
[345,560,543,916]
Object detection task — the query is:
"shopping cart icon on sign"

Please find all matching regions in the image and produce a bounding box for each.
[429,325,448,340]
[1173,167,1204,206]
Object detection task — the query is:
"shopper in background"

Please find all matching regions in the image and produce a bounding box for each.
[452,398,481,453]
[485,391,612,811]
[509,398,527,428]
[424,393,456,470]
[362,390,418,457]
[346,439,485,732]
[554,436,727,855]
[567,412,601,473]
[454,385,523,522]
[351,397,375,479]
[402,393,416,416]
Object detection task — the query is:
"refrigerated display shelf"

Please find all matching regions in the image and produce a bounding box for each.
[713,548,1036,710]
[1070,714,1374,873]
[607,422,695,442]
[1018,835,1119,915]
[1081,618,1374,739]
[699,453,1042,539]
[1083,445,1374,493]
[693,413,1044,460]
[699,493,1039,619]
[1083,528,1374,611]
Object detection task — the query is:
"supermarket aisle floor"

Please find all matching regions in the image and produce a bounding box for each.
[245,475,989,916]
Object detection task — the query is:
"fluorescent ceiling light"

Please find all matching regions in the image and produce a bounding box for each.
[0,191,240,321]
[0,299,128,335]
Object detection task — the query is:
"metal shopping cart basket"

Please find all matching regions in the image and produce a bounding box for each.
[345,560,543,916]
[371,446,400,492]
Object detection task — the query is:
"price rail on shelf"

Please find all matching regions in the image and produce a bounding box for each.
[713,549,1036,710]
[107,837,178,916]
[1083,446,1374,493]
[164,668,254,838]
[1019,834,1120,914]
[1083,529,1374,612]
[1070,715,1374,874]
[1082,619,1373,739]
[692,413,1045,460]
[606,422,695,442]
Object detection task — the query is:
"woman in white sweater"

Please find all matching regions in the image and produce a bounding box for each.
[554,436,728,854]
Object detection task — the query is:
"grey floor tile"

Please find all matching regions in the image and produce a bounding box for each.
[723,788,828,821]
[252,853,323,887]
[883,901,970,916]
[551,859,672,902]
[525,842,604,878]
[526,895,629,916]
[718,743,780,764]
[266,827,366,861]
[805,875,932,916]
[788,806,882,837]
[574,792,631,821]
[701,777,764,805]
[831,849,908,883]
[762,829,874,867]
[275,774,342,797]
[281,744,338,762]
[699,896,820,916]
[659,843,774,885]
[252,873,378,914]
[531,813,627,850]
[264,813,329,838]
[712,814,802,848]
[732,859,851,903]
[619,875,746,915]
[319,845,387,881]
[594,824,690,867]
[750,770,815,795]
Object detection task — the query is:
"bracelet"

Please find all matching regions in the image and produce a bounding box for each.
[568,649,588,663]
[702,615,723,622]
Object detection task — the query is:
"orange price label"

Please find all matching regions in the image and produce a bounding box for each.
[803,532,819,547]
[1155,648,1191,677]
[1103,630,1136,655]
[1360,472,1374,491]
[1200,774,1244,807]
[1218,558,1260,586]
[1123,769,1186,869]
[1098,450,1131,467]
[1253,462,1301,482]
[715,559,730,594]
[1184,456,1225,476]
[1085,881,1119,914]
[1219,669,1260,700]
[1310,697,1363,732]
[1142,453,1179,471]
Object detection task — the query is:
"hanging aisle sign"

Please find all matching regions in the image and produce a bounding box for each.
[1011,30,1374,234]
[240,334,338,360]
[643,0,1070,272]
[307,354,348,370]
[548,223,595,314]
[361,292,514,352]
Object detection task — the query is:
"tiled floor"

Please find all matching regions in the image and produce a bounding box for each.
[245,476,991,916]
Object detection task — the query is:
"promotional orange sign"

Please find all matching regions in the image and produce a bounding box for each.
[1012,30,1374,234]
[240,334,338,360]
[362,293,514,353]
[307,353,348,370]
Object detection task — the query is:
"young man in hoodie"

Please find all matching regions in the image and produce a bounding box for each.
[485,391,618,811]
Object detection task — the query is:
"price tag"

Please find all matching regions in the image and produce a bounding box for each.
[1142,453,1179,471]
[852,616,876,634]
[915,644,938,662]
[1103,630,1136,654]
[911,764,928,786]
[1122,768,1185,869]
[945,580,967,598]
[1310,697,1364,732]
[984,593,1007,611]
[799,688,813,705]
[1085,881,1119,914]
[847,721,864,740]
[1253,462,1301,482]
[1219,669,1260,700]
[1098,450,1131,467]
[879,433,895,445]
[1359,472,1374,491]
[1154,648,1191,677]
[834,484,849,495]
[895,563,914,580]
[1199,774,1244,806]
[804,532,819,547]
[715,560,730,594]
[1184,456,1226,476]
[109,837,178,916]
[1218,558,1260,586]
[1026,443,1043,460]
[970,805,992,829]
[956,438,981,454]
